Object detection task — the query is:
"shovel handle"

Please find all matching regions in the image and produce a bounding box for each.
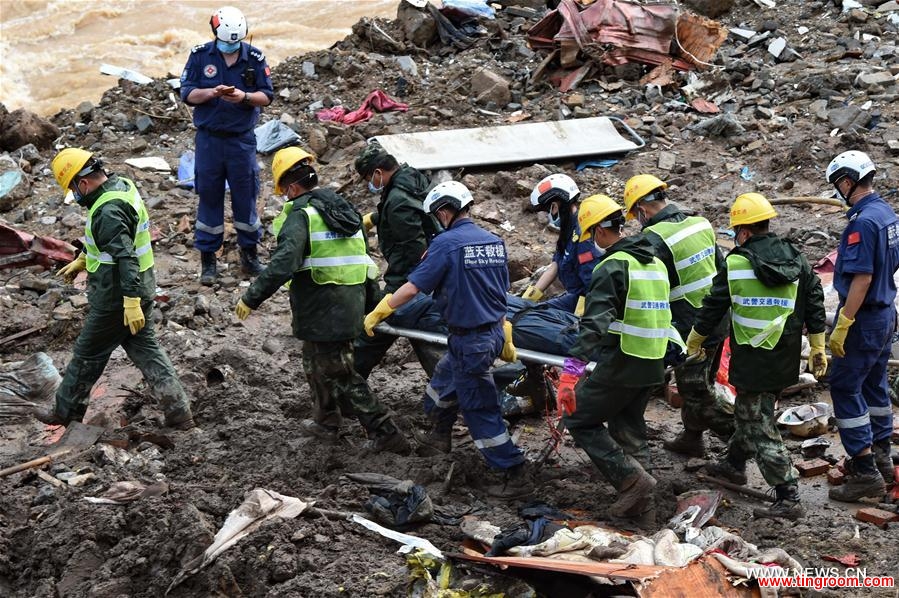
[0,455,52,478]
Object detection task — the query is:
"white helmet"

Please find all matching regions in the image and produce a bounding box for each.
[826,150,875,185]
[530,173,580,211]
[210,6,248,43]
[424,181,474,214]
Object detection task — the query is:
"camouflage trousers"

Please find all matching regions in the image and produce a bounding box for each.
[727,390,798,487]
[301,340,393,435]
[563,374,652,489]
[55,301,193,426]
[676,350,735,438]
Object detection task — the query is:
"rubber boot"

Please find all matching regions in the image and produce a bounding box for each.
[413,427,451,456]
[829,454,886,502]
[663,429,706,458]
[705,458,748,486]
[754,484,804,520]
[240,246,264,276]
[361,419,411,455]
[33,406,70,426]
[484,462,535,499]
[297,419,338,443]
[873,440,896,484]
[166,415,197,431]
[200,252,217,286]
[609,467,657,518]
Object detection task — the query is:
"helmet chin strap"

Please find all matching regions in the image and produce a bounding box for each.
[836,178,860,205]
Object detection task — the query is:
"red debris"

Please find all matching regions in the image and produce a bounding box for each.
[855,507,899,528]
[822,554,861,567]
[0,222,76,271]
[691,98,720,114]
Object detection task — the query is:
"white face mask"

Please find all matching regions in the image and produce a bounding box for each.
[594,242,606,255]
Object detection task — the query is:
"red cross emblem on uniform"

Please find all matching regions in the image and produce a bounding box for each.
[204,64,217,78]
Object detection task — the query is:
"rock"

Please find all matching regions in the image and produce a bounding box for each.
[131,137,149,152]
[12,143,41,165]
[194,295,210,315]
[61,212,83,228]
[70,294,89,309]
[0,161,32,212]
[262,338,282,355]
[307,126,328,155]
[828,106,870,130]
[563,93,585,107]
[76,101,93,121]
[40,216,57,225]
[0,108,60,151]
[755,106,774,119]
[302,61,316,78]
[135,115,153,133]
[688,113,745,137]
[471,69,511,107]
[279,112,296,128]
[809,99,829,121]
[768,37,787,59]
[855,71,895,89]
[682,0,734,18]
[848,8,868,22]
[573,106,592,118]
[396,0,437,47]
[53,303,75,321]
[37,289,62,310]
[658,151,676,171]
[888,139,899,154]
[395,55,418,77]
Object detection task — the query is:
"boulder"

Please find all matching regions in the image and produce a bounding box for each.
[471,69,511,107]
[0,108,60,151]
[396,1,437,47]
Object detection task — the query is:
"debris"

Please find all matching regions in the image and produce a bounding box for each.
[669,489,722,533]
[372,116,644,170]
[690,98,720,114]
[352,514,444,559]
[575,158,618,170]
[854,507,899,528]
[167,489,310,593]
[0,223,77,270]
[0,422,104,478]
[767,37,787,59]
[796,458,831,477]
[0,353,59,418]
[828,468,845,486]
[658,151,677,171]
[695,473,775,502]
[740,166,755,181]
[176,150,195,189]
[99,64,154,85]
[822,553,861,567]
[777,402,832,437]
[800,437,830,459]
[123,157,171,172]
[84,481,169,505]
[470,68,511,107]
[688,112,745,137]
[316,90,408,125]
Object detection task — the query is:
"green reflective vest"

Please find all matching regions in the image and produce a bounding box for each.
[726,253,798,349]
[603,252,683,359]
[84,179,154,273]
[645,216,717,308]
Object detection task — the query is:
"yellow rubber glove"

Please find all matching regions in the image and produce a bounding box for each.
[123,297,145,335]
[808,332,828,379]
[829,310,854,358]
[362,212,375,234]
[364,293,395,336]
[58,253,86,284]
[575,295,586,317]
[235,299,252,320]
[500,320,517,362]
[522,285,544,302]
[685,327,707,360]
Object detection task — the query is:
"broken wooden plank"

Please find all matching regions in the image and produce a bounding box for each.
[0,325,47,346]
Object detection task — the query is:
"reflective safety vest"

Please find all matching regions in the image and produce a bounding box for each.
[726,253,798,349]
[84,179,154,273]
[603,252,684,359]
[645,216,717,308]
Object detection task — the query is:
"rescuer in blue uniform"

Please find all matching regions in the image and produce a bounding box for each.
[180,6,274,285]
[363,181,532,498]
[825,150,899,501]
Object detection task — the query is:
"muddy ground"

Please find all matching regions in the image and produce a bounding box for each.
[2,0,899,596]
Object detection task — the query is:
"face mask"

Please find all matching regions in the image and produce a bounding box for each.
[72,181,84,203]
[368,171,384,194]
[593,242,606,256]
[216,40,241,53]
[733,228,743,247]
[548,211,561,230]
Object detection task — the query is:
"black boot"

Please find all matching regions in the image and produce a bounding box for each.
[830,454,887,502]
[200,252,217,286]
[873,440,896,483]
[33,406,70,426]
[663,429,706,458]
[240,246,264,276]
[705,457,748,486]
[754,484,804,520]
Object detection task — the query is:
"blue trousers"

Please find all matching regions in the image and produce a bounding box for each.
[423,325,524,470]
[542,291,578,313]
[193,129,261,252]
[830,306,896,456]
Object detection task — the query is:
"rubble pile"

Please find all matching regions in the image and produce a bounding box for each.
[1,1,898,596]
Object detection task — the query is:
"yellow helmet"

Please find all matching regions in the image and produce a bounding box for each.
[51,147,93,191]
[623,174,667,220]
[730,192,778,227]
[272,146,316,194]
[578,194,623,241]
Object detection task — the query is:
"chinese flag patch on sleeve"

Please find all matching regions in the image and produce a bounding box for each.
[265,66,271,76]
[578,251,594,264]
[848,231,861,245]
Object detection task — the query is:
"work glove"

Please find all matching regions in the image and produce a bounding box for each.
[556,357,586,416]
[500,320,517,362]
[829,309,854,358]
[808,332,828,379]
[235,299,252,321]
[685,327,708,361]
[521,285,544,302]
[575,295,586,317]
[362,212,375,234]
[364,293,395,336]
[58,253,86,284]
[123,297,145,335]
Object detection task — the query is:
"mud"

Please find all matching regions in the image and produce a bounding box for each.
[2,0,899,596]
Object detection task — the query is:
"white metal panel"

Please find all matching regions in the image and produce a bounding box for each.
[372,117,640,170]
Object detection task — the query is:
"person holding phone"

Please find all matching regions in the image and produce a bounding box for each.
[180,5,274,285]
